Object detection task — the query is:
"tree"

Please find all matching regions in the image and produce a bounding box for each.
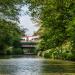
[25,0,75,60]
[0,20,22,54]
[0,0,24,54]
[0,0,24,21]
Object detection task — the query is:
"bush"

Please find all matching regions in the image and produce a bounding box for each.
[6,50,11,55]
[44,52,51,58]
[70,53,75,61]
[62,50,73,60]
[6,47,13,55]
[12,48,24,55]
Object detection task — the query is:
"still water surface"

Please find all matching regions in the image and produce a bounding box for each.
[0,55,75,75]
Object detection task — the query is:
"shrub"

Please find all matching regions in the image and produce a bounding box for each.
[44,52,50,58]
[12,48,24,55]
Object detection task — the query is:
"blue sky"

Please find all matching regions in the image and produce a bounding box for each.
[19,6,39,36]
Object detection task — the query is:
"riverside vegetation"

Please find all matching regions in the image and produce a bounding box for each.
[25,0,75,61]
[0,0,75,61]
[0,0,24,55]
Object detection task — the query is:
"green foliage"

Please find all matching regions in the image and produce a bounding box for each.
[12,48,24,55]
[0,20,22,54]
[0,0,24,21]
[0,0,24,54]
[25,0,75,60]
[44,53,50,58]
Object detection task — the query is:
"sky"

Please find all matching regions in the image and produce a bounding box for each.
[19,6,39,36]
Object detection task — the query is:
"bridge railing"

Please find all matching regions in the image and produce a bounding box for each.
[21,45,36,47]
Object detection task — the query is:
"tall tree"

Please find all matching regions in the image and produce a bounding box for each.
[0,0,24,54]
[25,0,75,60]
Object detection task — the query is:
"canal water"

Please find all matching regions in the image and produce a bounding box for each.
[0,55,75,75]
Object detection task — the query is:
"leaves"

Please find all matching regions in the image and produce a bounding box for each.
[25,0,75,60]
[0,0,24,21]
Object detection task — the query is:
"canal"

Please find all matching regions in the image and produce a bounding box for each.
[0,55,75,75]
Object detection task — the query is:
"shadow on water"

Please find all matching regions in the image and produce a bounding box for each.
[41,60,75,73]
[0,55,75,75]
[0,55,37,59]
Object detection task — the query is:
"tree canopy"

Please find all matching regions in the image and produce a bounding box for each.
[25,0,75,60]
[0,0,24,54]
[0,0,24,21]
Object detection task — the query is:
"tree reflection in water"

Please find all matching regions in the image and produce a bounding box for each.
[0,56,75,75]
